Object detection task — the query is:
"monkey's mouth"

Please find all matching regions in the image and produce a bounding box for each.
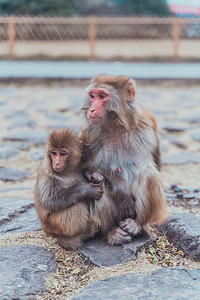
[89,116,103,124]
[54,167,64,173]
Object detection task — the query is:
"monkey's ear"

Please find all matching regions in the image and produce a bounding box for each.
[126,79,136,101]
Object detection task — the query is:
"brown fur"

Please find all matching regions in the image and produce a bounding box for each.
[34,129,103,249]
[81,74,167,245]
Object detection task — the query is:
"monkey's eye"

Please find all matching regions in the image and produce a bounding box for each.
[90,94,95,99]
[60,151,67,156]
[51,151,57,156]
[100,94,105,99]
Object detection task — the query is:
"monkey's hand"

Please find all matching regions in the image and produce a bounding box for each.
[107,226,132,245]
[119,218,142,236]
[91,171,104,184]
[90,184,103,200]
[84,169,104,185]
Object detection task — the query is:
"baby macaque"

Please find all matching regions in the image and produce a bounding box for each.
[34,128,103,249]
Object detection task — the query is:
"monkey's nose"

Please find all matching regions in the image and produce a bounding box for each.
[90,108,95,113]
[55,160,60,166]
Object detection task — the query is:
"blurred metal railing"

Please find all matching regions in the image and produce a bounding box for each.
[0,16,200,60]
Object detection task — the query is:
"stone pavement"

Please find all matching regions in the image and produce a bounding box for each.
[0,81,200,298]
[72,268,200,300]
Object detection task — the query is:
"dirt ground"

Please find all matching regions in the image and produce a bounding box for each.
[0,80,199,299]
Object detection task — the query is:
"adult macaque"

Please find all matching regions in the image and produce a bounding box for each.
[34,129,103,249]
[81,74,167,245]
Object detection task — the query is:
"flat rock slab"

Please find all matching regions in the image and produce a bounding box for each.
[162,152,200,165]
[4,130,49,145]
[161,122,187,132]
[0,206,41,235]
[191,131,200,142]
[73,268,200,300]
[181,116,200,123]
[4,110,27,119]
[31,149,45,161]
[80,232,154,267]
[0,197,41,235]
[0,187,32,194]
[0,245,57,299]
[45,112,71,121]
[158,213,200,261]
[7,118,37,130]
[0,196,33,225]
[167,137,187,149]
[0,166,30,181]
[0,141,30,151]
[0,148,19,159]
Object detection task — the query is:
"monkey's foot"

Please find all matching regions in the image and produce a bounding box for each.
[119,218,142,236]
[107,226,132,245]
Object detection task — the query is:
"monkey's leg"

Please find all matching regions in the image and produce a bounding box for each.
[56,235,85,250]
[43,203,90,237]
[133,166,167,226]
[56,223,98,250]
[107,226,132,245]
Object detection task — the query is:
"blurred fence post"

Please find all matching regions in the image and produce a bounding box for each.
[173,17,180,61]
[88,16,96,59]
[7,15,16,60]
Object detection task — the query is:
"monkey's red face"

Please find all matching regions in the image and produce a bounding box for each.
[50,148,70,173]
[88,88,111,124]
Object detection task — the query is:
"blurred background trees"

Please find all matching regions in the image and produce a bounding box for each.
[121,0,171,16]
[0,0,172,16]
[0,0,78,16]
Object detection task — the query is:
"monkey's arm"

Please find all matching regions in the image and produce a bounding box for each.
[56,181,103,209]
[104,171,135,220]
[42,182,103,212]
[37,175,103,212]
[113,184,135,220]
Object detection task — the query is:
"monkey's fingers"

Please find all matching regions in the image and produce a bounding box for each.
[93,186,103,200]
[107,227,132,245]
[84,169,104,184]
[84,171,93,182]
[118,228,131,237]
[91,172,104,184]
[120,218,134,229]
[119,218,142,236]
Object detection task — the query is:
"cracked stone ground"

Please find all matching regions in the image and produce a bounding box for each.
[0,80,199,299]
